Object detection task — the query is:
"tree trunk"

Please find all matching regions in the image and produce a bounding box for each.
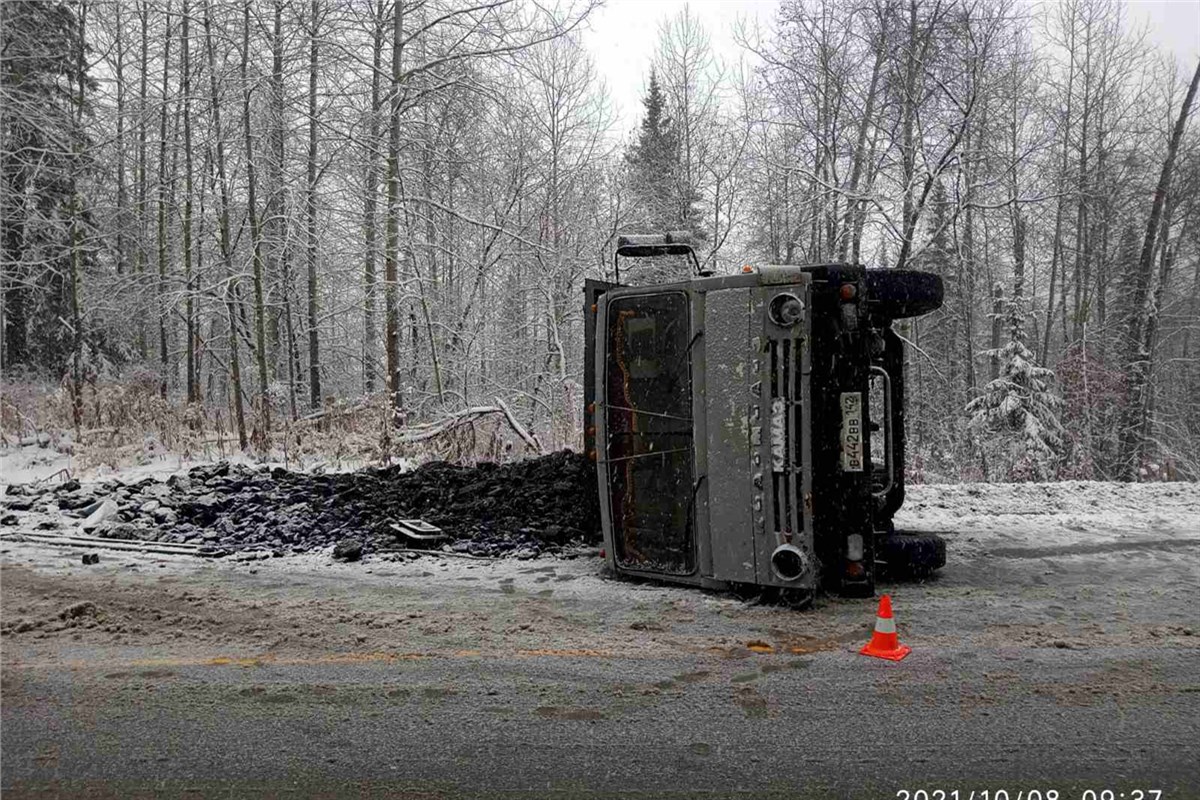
[269,0,288,382]
[243,0,271,443]
[960,171,978,397]
[1128,211,1177,469]
[1042,19,1076,363]
[896,0,927,270]
[181,0,196,404]
[384,1,405,418]
[195,149,209,401]
[1118,58,1200,479]
[166,95,181,395]
[1070,45,1093,345]
[135,0,149,360]
[69,0,90,433]
[1140,208,1175,386]
[204,0,247,449]
[284,275,300,422]
[114,1,128,278]
[851,120,882,265]
[362,0,384,395]
[155,0,173,398]
[838,29,883,263]
[989,283,1003,380]
[305,0,322,410]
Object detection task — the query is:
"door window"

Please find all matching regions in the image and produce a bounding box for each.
[605,292,695,574]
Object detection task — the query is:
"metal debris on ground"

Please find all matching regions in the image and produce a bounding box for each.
[0,530,225,558]
[389,519,447,542]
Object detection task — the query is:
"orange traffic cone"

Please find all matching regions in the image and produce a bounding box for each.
[859,594,911,661]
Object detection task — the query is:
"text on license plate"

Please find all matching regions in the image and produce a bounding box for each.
[840,392,863,472]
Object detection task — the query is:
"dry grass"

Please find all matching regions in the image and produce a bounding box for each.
[0,378,555,474]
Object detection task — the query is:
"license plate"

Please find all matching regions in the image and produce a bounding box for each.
[840,392,863,472]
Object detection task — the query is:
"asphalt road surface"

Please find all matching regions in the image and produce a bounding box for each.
[3,482,1199,798]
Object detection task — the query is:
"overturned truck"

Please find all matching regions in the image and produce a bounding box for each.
[584,233,946,603]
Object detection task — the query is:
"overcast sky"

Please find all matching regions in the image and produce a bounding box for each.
[580,0,1200,134]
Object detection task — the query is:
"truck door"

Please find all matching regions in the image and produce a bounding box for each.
[601,291,695,575]
[584,279,621,458]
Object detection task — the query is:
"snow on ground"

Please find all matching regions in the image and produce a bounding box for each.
[903,480,1198,520]
[900,480,1200,553]
[4,437,1197,659]
[4,483,1198,798]
[4,467,1197,798]
[0,442,412,486]
[2,477,1197,662]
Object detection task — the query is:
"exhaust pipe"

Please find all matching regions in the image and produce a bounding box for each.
[770,543,811,583]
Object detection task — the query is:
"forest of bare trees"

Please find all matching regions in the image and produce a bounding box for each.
[2,0,1198,482]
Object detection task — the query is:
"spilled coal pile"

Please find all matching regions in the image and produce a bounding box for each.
[1,451,601,559]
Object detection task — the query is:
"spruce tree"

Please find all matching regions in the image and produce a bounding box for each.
[966,292,1065,481]
[1,0,96,373]
[625,69,702,238]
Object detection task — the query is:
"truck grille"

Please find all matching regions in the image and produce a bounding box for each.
[767,339,802,539]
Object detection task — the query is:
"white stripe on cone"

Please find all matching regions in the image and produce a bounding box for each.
[874,616,896,634]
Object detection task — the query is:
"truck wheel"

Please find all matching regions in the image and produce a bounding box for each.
[877,531,945,578]
[864,269,944,319]
[782,587,814,610]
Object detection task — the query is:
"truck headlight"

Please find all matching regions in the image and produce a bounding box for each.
[770,543,811,582]
[768,293,804,327]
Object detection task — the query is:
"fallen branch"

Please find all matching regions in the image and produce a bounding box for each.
[392,406,501,443]
[79,427,119,438]
[495,397,544,454]
[291,400,376,426]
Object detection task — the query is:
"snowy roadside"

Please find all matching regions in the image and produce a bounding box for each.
[899,480,1200,557]
[3,442,1196,566]
[0,442,410,487]
[2,478,1197,665]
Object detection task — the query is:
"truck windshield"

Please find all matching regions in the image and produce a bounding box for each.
[605,292,695,574]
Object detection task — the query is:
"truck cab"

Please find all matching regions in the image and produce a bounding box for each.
[584,234,944,603]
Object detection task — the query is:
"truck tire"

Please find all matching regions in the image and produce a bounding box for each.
[877,530,945,578]
[865,269,944,319]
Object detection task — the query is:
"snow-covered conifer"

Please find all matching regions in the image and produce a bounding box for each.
[966,294,1065,481]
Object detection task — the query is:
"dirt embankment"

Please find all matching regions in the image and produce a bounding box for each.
[1,451,601,558]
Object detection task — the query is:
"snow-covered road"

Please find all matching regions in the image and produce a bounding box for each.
[2,480,1198,797]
